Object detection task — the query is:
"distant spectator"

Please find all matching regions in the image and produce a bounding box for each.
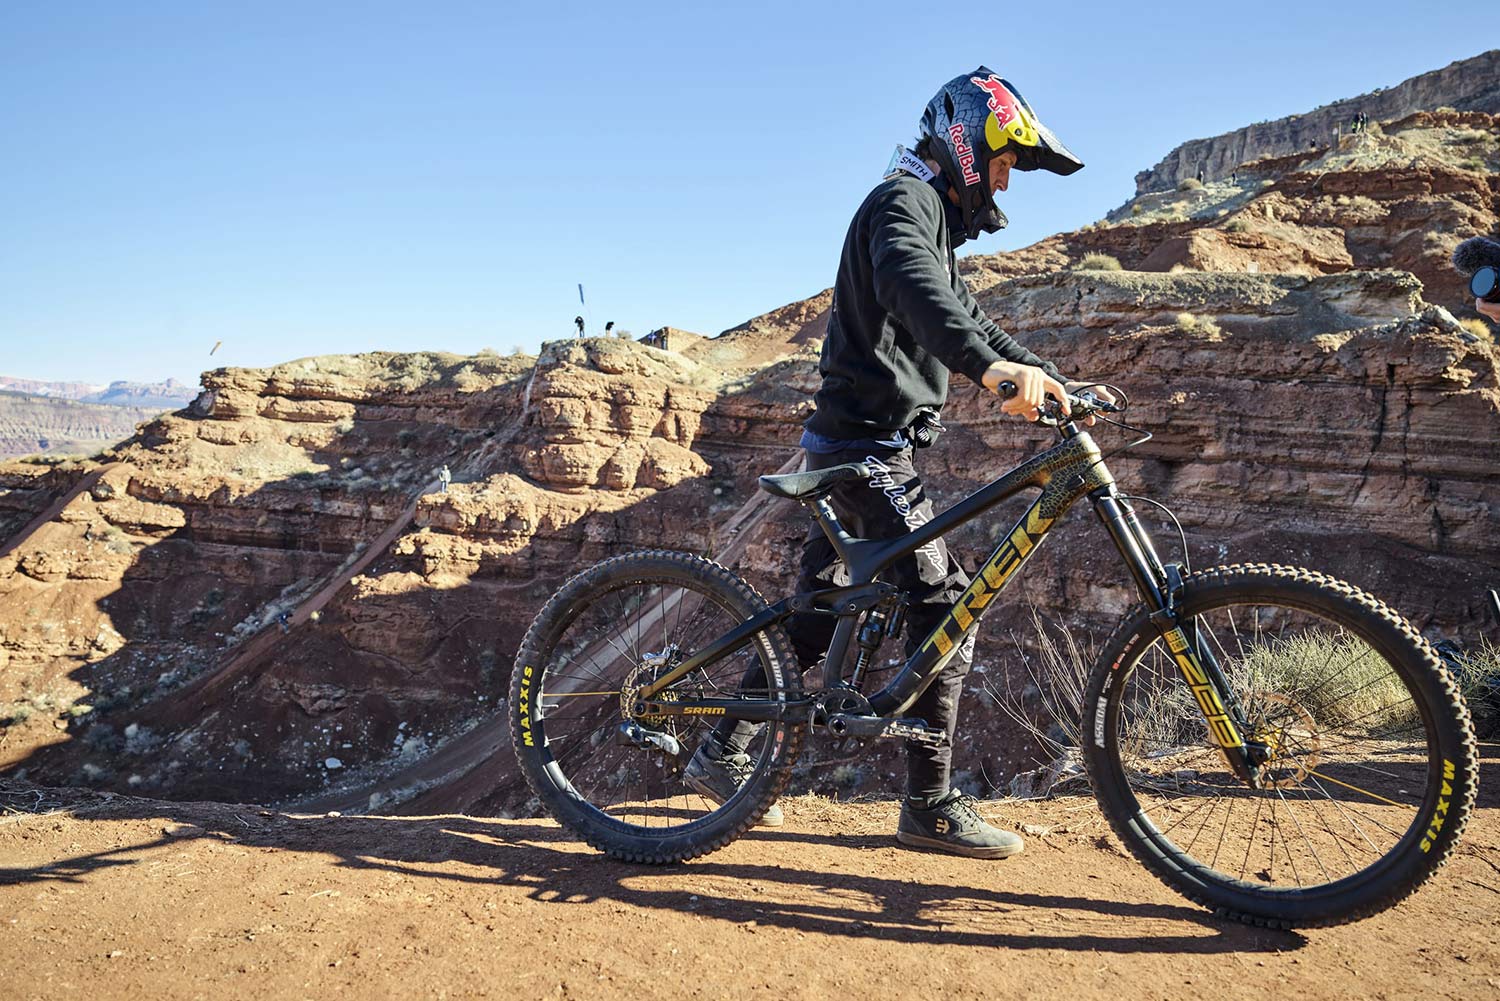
[604,321,615,334]
[574,315,585,336]
[438,465,451,493]
[1230,170,1237,183]
[1196,166,1204,183]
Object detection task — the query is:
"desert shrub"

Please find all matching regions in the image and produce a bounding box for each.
[1462,156,1486,171]
[1074,253,1123,272]
[1459,317,1495,343]
[1178,177,1204,191]
[475,347,498,358]
[1236,630,1413,730]
[1175,313,1224,337]
[1131,204,1143,217]
[986,610,1095,760]
[1452,640,1500,735]
[1224,217,1250,233]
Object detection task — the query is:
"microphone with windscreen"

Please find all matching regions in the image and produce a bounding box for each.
[1452,236,1500,302]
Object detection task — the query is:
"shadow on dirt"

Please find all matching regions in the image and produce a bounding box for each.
[0,786,1310,955]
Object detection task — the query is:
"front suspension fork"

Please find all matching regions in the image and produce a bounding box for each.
[1091,488,1266,785]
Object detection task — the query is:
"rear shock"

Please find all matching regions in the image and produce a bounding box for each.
[849,597,906,689]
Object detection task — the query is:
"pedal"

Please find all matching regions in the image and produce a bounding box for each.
[826,714,944,746]
[880,718,946,747]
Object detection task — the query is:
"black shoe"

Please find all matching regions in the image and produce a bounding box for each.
[897,791,1023,859]
[683,738,784,827]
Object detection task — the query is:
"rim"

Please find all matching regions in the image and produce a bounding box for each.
[527,572,789,836]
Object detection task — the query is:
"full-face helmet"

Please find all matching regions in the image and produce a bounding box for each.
[919,67,1083,239]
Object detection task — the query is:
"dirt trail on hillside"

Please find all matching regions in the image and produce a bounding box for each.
[3,783,1498,1001]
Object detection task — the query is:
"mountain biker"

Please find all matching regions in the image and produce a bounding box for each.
[687,67,1112,858]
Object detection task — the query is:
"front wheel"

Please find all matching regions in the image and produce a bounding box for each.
[1082,563,1477,928]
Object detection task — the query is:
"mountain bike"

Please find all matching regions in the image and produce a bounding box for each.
[509,386,1477,928]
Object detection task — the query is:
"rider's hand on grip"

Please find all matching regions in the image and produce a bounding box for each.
[982,361,1068,422]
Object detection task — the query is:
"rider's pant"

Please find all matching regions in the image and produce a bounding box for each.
[713,444,975,805]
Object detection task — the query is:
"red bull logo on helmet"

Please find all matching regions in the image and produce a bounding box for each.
[971,75,1019,129]
[947,122,982,186]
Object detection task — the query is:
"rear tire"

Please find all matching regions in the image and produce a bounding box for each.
[1082,563,1477,928]
[510,550,804,863]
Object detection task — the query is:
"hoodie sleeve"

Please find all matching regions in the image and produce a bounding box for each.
[953,273,1068,381]
[866,184,1003,387]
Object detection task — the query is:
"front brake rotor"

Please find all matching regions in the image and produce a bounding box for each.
[1254,692,1322,789]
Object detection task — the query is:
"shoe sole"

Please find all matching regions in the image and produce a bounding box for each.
[895,829,1023,859]
[683,770,784,828]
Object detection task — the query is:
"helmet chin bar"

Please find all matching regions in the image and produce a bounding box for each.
[971,202,1008,238]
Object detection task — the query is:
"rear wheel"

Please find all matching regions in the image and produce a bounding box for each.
[1083,564,1477,927]
[510,550,804,862]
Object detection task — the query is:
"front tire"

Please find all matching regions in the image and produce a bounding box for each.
[1082,563,1477,928]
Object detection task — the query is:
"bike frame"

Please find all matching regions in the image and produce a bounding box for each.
[634,421,1260,780]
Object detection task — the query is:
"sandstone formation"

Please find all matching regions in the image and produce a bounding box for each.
[966,110,1500,319]
[0,391,168,459]
[1,72,1497,814]
[1134,49,1500,192]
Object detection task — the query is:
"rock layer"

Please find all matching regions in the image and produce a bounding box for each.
[1134,49,1500,192]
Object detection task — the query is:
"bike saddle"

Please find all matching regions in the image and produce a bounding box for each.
[758,462,871,500]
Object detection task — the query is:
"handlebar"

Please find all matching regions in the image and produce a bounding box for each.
[995,380,1122,429]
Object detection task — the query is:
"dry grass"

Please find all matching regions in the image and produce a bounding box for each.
[1452,639,1500,735]
[1459,316,1494,343]
[1074,253,1123,272]
[1175,313,1224,338]
[986,611,1095,760]
[1234,629,1413,731]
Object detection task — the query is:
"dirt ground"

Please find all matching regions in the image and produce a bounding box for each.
[2,766,1498,1001]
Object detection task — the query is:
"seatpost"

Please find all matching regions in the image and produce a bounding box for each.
[808,495,858,563]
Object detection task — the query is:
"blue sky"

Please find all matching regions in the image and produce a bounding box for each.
[0,2,1485,386]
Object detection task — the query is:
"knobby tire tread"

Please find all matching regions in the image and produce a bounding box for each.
[509,549,804,865]
[1083,562,1477,929]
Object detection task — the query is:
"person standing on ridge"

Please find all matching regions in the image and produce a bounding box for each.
[686,67,1114,858]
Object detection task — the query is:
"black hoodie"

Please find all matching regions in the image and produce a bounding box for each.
[805,173,1065,440]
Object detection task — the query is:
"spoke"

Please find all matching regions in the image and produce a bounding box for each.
[1293,782,1361,873]
[1299,770,1391,850]
[1304,769,1411,810]
[1240,793,1265,880]
[1210,792,1236,871]
[1275,785,1331,883]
